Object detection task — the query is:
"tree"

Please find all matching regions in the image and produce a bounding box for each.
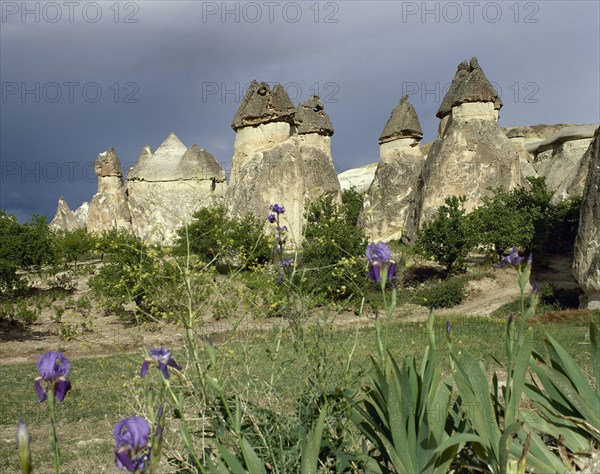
[415,196,475,275]
[0,211,55,294]
[174,205,271,269]
[301,195,368,299]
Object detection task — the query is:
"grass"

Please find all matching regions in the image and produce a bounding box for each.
[1,309,596,472]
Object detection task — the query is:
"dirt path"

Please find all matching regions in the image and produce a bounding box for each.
[0,255,580,365]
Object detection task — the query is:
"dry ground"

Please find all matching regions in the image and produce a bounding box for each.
[0,254,581,366]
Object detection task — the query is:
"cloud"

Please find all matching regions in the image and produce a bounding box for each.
[1,0,598,222]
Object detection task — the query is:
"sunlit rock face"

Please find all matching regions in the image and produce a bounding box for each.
[521,125,599,201]
[360,95,424,242]
[126,133,226,244]
[414,57,522,231]
[226,81,340,245]
[338,163,378,194]
[572,127,600,309]
[87,148,132,233]
[294,96,342,204]
[49,197,82,232]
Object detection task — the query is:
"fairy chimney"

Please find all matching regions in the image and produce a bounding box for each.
[361,96,425,241]
[415,57,522,230]
[87,148,132,233]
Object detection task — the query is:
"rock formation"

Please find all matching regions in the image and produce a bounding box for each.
[506,129,538,180]
[87,148,132,233]
[126,133,226,243]
[73,202,89,228]
[415,57,522,229]
[49,197,81,231]
[572,127,600,309]
[436,58,502,138]
[520,124,599,200]
[226,81,340,244]
[361,96,424,241]
[294,96,342,203]
[552,126,600,202]
[338,163,378,193]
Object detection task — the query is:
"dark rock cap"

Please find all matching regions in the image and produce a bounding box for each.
[294,96,334,136]
[379,95,423,144]
[436,57,501,118]
[231,80,296,130]
[94,147,122,178]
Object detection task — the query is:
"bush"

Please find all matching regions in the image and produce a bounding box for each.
[89,230,162,317]
[415,196,475,275]
[174,205,271,269]
[300,196,368,301]
[469,190,536,259]
[0,211,56,295]
[547,195,582,253]
[52,228,97,265]
[416,277,466,308]
[341,187,364,226]
[470,177,577,260]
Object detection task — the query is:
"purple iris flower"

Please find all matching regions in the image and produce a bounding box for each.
[140,347,181,380]
[495,247,525,268]
[269,203,285,214]
[34,352,72,403]
[113,416,151,472]
[366,242,397,283]
[267,213,276,223]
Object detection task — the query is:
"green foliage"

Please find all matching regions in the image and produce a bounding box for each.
[0,211,55,295]
[415,196,475,275]
[470,177,581,259]
[52,228,96,265]
[174,205,271,269]
[350,310,459,473]
[88,229,161,317]
[341,187,364,226]
[523,321,600,458]
[0,299,39,324]
[469,190,535,258]
[547,195,582,253]
[418,178,582,272]
[300,196,368,301]
[415,276,466,308]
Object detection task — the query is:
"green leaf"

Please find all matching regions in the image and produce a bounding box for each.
[301,407,327,474]
[505,334,533,426]
[240,436,266,474]
[544,333,597,403]
[499,422,522,474]
[212,441,246,473]
[534,361,600,432]
[590,321,600,399]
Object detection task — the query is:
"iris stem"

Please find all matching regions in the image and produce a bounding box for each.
[48,390,60,474]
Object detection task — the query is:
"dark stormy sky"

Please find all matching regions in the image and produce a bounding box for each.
[1,0,599,222]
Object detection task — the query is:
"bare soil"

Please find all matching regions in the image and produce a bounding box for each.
[0,255,581,366]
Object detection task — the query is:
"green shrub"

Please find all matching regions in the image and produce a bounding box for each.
[470,177,577,260]
[341,187,364,226]
[174,205,271,269]
[300,196,368,301]
[52,228,96,265]
[89,229,161,317]
[415,196,475,275]
[469,190,535,258]
[415,277,466,308]
[0,211,56,295]
[547,195,582,253]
